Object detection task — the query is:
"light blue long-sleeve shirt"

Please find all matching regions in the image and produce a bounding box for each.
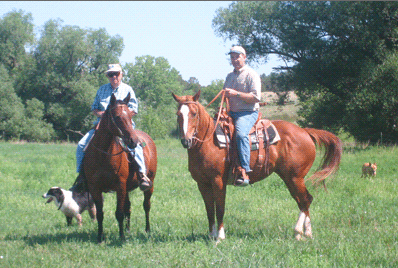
[91,82,138,127]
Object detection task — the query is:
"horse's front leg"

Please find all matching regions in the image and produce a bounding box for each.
[115,186,127,241]
[197,182,216,239]
[213,177,227,241]
[91,189,104,243]
[124,194,131,233]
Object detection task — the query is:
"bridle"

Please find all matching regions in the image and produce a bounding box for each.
[91,103,133,157]
[178,90,228,146]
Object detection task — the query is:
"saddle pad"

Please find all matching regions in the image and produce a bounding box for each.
[215,121,280,148]
[215,123,230,146]
[249,123,280,151]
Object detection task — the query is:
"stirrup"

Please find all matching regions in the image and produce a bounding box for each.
[234,166,250,187]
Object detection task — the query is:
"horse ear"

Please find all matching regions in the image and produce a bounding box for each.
[193,90,201,102]
[123,92,131,104]
[110,93,116,106]
[172,93,180,102]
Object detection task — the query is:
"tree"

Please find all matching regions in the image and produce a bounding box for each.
[0,10,34,73]
[344,51,398,143]
[184,77,201,92]
[0,64,54,141]
[213,1,398,142]
[124,56,184,108]
[200,79,224,111]
[123,56,185,138]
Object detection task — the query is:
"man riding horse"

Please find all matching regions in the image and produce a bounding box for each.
[73,64,152,192]
[223,46,262,186]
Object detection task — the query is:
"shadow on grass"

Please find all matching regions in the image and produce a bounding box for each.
[3,230,97,245]
[5,229,215,247]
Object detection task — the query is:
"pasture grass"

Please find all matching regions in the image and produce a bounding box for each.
[260,103,301,123]
[0,139,397,267]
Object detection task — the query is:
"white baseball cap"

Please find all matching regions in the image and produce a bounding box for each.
[228,46,246,56]
[106,64,122,73]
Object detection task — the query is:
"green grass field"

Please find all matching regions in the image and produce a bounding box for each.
[0,138,397,267]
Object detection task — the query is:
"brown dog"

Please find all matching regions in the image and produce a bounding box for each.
[361,162,377,178]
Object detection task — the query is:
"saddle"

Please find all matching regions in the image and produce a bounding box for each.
[214,108,280,182]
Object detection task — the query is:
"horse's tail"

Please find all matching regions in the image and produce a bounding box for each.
[304,128,342,188]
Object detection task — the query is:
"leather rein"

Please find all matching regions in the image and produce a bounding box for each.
[91,104,132,158]
[182,90,228,145]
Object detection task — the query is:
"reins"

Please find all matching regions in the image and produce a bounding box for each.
[186,89,228,145]
[90,104,132,159]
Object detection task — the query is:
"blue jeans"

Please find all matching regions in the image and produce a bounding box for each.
[76,129,146,174]
[229,110,259,172]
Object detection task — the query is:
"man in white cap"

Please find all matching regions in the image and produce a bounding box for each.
[224,46,262,186]
[73,64,152,191]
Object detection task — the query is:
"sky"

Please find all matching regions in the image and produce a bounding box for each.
[0,1,283,86]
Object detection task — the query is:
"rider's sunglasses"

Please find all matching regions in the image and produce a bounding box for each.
[107,72,120,78]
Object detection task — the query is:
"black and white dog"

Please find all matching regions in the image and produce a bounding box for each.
[42,186,97,226]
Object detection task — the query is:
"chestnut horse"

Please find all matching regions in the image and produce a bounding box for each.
[83,93,157,243]
[172,90,342,241]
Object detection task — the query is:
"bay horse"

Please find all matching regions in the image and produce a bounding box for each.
[172,90,342,241]
[83,93,157,243]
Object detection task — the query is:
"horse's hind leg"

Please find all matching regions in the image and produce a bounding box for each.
[282,176,313,240]
[143,188,153,233]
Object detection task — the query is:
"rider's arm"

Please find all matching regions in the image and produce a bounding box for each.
[224,88,259,104]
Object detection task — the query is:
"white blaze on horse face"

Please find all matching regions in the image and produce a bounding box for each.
[180,105,190,136]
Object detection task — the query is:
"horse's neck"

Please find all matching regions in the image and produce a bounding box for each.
[197,105,215,143]
[92,117,114,150]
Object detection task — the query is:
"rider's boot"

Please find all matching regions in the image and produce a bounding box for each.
[234,166,250,187]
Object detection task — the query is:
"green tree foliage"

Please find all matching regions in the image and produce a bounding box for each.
[184,77,201,92]
[124,56,184,108]
[123,56,185,138]
[213,1,398,142]
[0,10,34,72]
[344,52,398,143]
[0,64,54,141]
[200,79,224,111]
